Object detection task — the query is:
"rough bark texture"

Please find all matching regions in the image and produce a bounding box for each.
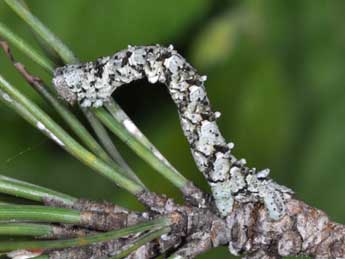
[228,199,345,258]
[44,192,227,259]
[42,192,345,258]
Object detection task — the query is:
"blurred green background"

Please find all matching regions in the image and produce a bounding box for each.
[0,0,344,258]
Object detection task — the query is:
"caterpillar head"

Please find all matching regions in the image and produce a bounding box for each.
[52,65,81,105]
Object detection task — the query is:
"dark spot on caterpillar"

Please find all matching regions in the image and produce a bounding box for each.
[121,51,132,66]
[186,77,203,86]
[202,99,209,106]
[214,145,229,154]
[176,102,184,111]
[83,66,92,73]
[109,74,116,84]
[94,60,105,78]
[200,112,212,120]
[54,67,64,76]
[90,80,96,87]
[164,71,172,84]
[157,51,172,61]
[186,79,197,85]
[184,66,192,72]
[207,178,227,184]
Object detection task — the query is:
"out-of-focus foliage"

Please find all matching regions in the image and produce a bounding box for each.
[0,1,344,258]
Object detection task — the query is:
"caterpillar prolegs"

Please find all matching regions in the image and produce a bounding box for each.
[53,45,292,219]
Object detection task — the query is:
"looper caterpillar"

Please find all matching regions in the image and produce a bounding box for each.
[53,45,293,219]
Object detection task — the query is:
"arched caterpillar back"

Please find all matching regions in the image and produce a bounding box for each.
[53,45,293,219]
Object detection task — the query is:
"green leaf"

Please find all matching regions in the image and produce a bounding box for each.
[0,217,169,252]
[0,205,80,224]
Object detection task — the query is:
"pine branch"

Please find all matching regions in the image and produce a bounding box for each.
[1,1,345,259]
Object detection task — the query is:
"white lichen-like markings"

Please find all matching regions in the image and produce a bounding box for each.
[52,45,293,219]
[7,249,42,259]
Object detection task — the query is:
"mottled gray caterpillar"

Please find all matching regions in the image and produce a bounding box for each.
[53,45,293,219]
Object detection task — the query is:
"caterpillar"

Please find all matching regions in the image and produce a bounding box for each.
[53,45,293,219]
